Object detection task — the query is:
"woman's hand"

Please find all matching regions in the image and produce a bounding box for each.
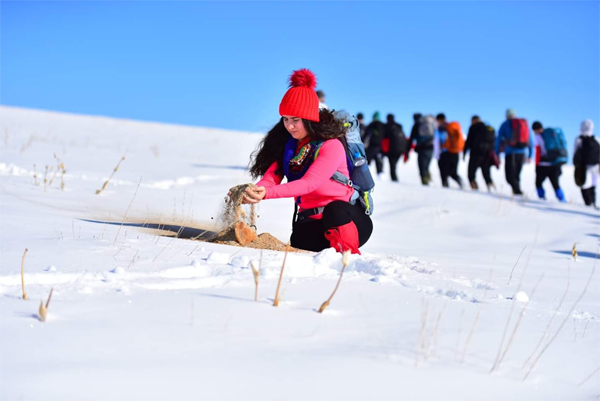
[242,186,266,204]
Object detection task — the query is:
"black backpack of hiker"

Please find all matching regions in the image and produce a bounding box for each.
[580,136,600,166]
[478,124,496,152]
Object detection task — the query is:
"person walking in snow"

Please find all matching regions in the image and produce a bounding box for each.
[532,121,568,202]
[573,119,600,208]
[408,113,435,185]
[243,68,373,254]
[383,114,408,182]
[435,113,464,188]
[357,112,367,142]
[464,115,496,191]
[316,90,328,110]
[364,112,385,176]
[495,109,534,196]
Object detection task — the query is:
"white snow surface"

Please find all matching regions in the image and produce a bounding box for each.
[0,106,599,400]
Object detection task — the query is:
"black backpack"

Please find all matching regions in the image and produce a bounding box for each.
[386,123,408,155]
[473,123,495,152]
[580,136,600,166]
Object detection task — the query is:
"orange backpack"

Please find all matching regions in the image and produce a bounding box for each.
[444,122,465,154]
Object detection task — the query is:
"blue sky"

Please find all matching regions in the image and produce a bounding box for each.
[2,1,599,145]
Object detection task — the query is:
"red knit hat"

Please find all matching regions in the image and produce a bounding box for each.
[279,69,320,122]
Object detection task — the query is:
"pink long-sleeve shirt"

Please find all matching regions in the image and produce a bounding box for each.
[256,139,353,217]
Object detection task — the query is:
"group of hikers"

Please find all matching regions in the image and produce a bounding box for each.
[358,109,599,208]
[236,68,597,256]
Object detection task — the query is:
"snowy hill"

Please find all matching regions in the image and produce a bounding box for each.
[0,106,598,400]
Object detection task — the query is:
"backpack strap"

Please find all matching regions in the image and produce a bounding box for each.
[331,171,361,192]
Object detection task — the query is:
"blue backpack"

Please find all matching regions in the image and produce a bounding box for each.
[332,111,375,215]
[541,127,568,164]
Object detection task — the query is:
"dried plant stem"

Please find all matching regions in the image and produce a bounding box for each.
[43,165,49,192]
[507,246,527,285]
[521,265,571,369]
[96,152,127,195]
[415,299,429,367]
[578,366,600,387]
[33,164,38,185]
[273,243,290,307]
[113,176,142,245]
[454,308,465,361]
[252,251,262,302]
[461,269,494,363]
[491,237,535,373]
[38,288,53,322]
[495,273,545,371]
[21,248,28,300]
[318,251,351,313]
[46,287,54,309]
[524,263,596,381]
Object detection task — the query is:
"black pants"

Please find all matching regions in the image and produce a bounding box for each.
[468,152,493,187]
[366,146,383,174]
[290,201,373,252]
[388,152,401,182]
[535,165,561,191]
[582,187,596,206]
[417,148,433,185]
[438,152,463,188]
[505,153,526,195]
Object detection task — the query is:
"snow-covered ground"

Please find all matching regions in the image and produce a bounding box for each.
[1,106,598,400]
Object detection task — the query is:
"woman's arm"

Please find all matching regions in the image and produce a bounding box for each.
[256,162,283,188]
[264,139,346,200]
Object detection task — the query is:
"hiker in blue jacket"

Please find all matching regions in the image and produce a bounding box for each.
[495,109,534,195]
[532,121,567,202]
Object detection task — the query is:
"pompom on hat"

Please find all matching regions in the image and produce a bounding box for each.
[279,69,320,122]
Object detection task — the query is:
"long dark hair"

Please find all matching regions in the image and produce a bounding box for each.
[249,108,346,179]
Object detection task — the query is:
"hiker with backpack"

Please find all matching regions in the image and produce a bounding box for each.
[383,114,408,182]
[243,69,373,254]
[573,119,600,208]
[495,109,534,196]
[357,113,367,141]
[532,121,567,202]
[464,116,496,191]
[364,112,386,176]
[435,113,464,188]
[408,113,435,185]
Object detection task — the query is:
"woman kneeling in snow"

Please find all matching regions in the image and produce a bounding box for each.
[242,69,373,254]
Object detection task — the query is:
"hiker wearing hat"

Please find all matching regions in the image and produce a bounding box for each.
[495,109,534,196]
[242,69,373,254]
[573,119,600,208]
[364,112,386,176]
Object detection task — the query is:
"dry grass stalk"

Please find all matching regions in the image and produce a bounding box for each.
[507,246,527,285]
[48,154,63,187]
[33,164,38,185]
[96,152,126,195]
[113,176,142,245]
[273,243,290,307]
[415,299,429,367]
[43,165,49,192]
[454,308,465,361]
[38,288,53,322]
[461,269,494,363]
[494,273,545,371]
[578,366,600,387]
[251,251,262,302]
[572,243,577,261]
[523,263,596,381]
[491,236,535,373]
[21,248,28,300]
[318,250,351,313]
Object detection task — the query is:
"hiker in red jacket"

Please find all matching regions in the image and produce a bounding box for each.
[242,69,373,254]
